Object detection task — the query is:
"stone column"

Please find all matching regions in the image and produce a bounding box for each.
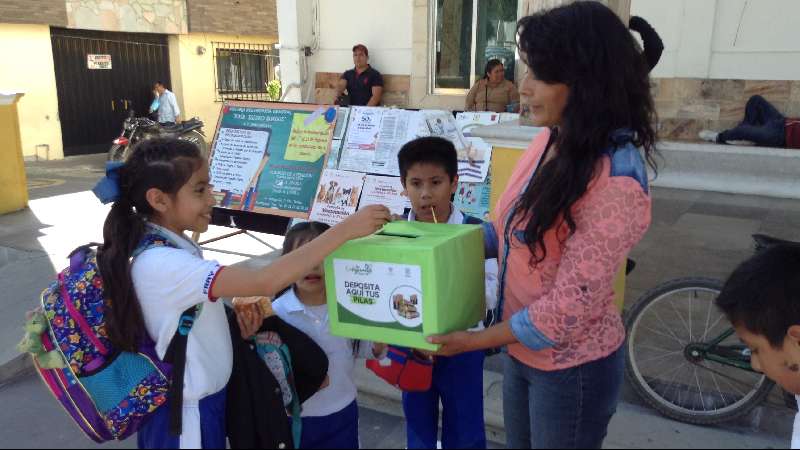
[523,0,631,22]
[275,0,314,102]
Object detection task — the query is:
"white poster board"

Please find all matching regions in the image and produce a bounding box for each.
[209,127,271,195]
[359,175,412,215]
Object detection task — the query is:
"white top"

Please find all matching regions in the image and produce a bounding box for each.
[157,89,181,123]
[793,396,800,449]
[273,288,380,418]
[132,223,231,449]
[408,205,500,330]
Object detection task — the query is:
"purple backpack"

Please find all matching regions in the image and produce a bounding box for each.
[35,236,198,443]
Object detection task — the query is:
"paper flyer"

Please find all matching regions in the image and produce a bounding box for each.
[499,113,521,123]
[359,175,411,215]
[345,107,383,151]
[309,169,367,226]
[370,109,413,176]
[209,127,271,195]
[332,259,424,330]
[339,107,384,172]
[422,110,468,150]
[333,107,351,141]
[457,137,493,183]
[284,112,331,163]
[454,174,492,221]
[455,112,501,137]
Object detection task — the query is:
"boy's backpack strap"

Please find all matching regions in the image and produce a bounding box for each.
[163,305,201,436]
[462,215,484,225]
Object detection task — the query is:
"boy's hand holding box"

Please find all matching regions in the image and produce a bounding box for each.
[325,221,485,351]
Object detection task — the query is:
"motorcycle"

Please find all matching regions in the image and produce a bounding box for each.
[108,110,209,161]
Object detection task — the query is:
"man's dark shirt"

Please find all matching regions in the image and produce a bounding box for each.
[341,65,384,106]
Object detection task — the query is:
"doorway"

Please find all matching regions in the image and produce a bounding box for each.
[51,28,171,156]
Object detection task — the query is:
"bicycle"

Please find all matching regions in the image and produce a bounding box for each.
[624,234,799,425]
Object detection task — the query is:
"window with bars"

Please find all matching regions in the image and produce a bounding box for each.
[213,42,280,101]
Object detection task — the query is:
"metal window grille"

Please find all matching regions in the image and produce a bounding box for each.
[212,42,280,102]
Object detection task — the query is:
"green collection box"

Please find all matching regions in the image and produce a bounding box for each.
[325,221,485,351]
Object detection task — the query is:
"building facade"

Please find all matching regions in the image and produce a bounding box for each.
[279,0,800,142]
[0,0,279,159]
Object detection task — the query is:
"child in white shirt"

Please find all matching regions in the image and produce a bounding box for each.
[94,138,390,449]
[273,222,386,449]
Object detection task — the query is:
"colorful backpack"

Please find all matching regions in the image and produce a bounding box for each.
[23,235,199,443]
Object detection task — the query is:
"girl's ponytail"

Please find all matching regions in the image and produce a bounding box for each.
[95,138,203,352]
[99,196,147,352]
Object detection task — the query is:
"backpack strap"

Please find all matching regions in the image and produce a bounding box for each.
[257,342,303,448]
[462,215,484,225]
[604,129,649,194]
[133,233,201,437]
[163,305,201,437]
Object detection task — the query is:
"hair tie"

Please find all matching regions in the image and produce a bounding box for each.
[92,161,125,205]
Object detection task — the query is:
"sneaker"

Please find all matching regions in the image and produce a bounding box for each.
[698,130,719,142]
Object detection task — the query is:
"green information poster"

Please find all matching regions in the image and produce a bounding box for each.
[209,101,338,218]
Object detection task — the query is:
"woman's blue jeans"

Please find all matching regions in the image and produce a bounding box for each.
[502,347,625,449]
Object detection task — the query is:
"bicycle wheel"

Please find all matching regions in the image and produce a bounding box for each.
[625,277,775,425]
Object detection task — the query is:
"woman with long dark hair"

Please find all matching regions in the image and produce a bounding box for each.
[430,3,658,448]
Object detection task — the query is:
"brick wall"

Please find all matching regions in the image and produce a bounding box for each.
[187,0,278,37]
[315,72,411,108]
[0,0,67,26]
[655,78,800,142]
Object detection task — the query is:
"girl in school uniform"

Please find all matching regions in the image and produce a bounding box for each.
[93,138,390,449]
[272,222,387,449]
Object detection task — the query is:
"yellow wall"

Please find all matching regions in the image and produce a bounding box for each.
[169,33,277,142]
[0,24,64,160]
[0,95,30,214]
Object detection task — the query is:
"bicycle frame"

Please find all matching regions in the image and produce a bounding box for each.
[687,328,757,373]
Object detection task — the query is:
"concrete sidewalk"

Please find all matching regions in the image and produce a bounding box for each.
[354,365,788,449]
[2,154,799,447]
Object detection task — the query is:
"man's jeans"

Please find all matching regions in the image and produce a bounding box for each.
[718,95,786,147]
[503,347,625,449]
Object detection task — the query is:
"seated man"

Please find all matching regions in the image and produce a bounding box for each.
[700,95,800,148]
[335,44,383,107]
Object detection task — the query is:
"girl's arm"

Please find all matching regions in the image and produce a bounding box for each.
[210,205,391,299]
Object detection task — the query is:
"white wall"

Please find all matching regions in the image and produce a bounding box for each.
[633,0,800,80]
[309,0,413,76]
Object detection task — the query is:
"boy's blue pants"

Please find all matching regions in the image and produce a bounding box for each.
[402,350,487,449]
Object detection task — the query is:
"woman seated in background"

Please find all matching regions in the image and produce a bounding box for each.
[465,59,520,113]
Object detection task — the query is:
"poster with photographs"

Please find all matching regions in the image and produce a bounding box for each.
[309,169,367,226]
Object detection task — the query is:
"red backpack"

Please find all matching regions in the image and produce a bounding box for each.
[785,118,800,149]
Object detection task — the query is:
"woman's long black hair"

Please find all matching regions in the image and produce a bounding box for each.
[98,138,204,352]
[513,1,658,264]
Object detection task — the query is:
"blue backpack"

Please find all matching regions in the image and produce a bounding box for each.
[24,235,199,443]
